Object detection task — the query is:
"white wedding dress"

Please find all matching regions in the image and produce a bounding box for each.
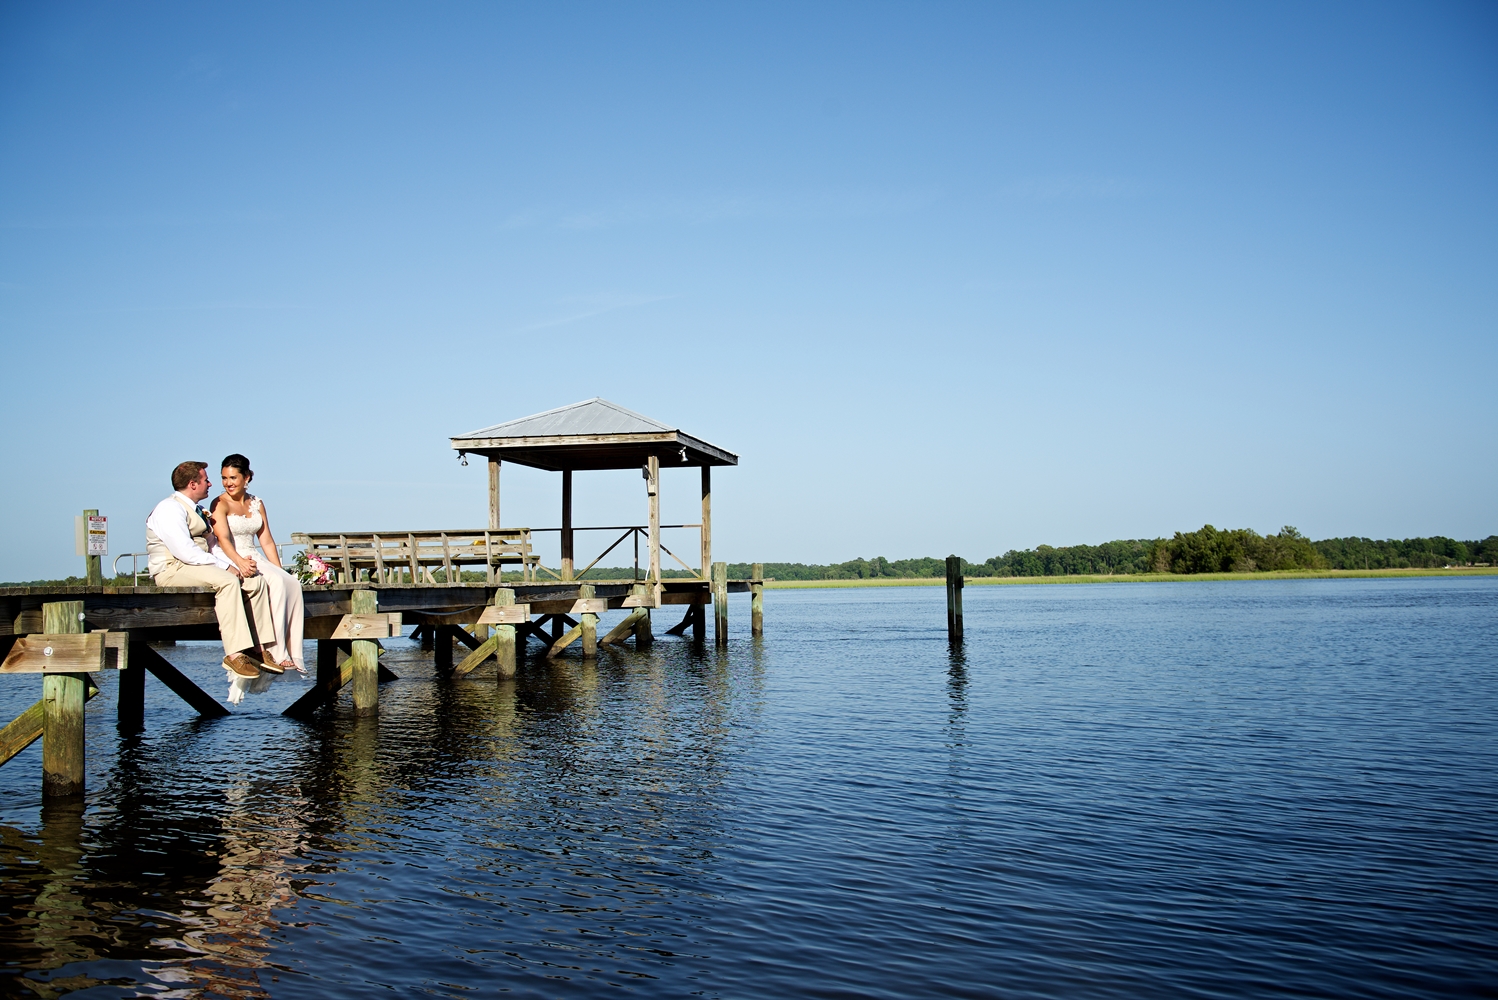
[222,496,306,704]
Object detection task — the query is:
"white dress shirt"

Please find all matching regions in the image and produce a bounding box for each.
[145,492,219,573]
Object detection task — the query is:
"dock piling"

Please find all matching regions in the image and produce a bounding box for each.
[579,584,598,658]
[41,600,86,798]
[751,563,764,636]
[712,562,728,646]
[350,590,379,715]
[634,583,653,646]
[945,555,964,640]
[494,589,517,678]
[119,641,145,730]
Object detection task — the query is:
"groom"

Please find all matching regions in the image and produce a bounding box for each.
[145,460,278,678]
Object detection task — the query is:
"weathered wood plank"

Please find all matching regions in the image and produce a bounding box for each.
[599,608,646,646]
[1,684,101,769]
[331,613,402,639]
[477,604,530,625]
[1,633,106,673]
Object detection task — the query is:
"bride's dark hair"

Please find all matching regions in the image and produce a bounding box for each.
[221,454,253,483]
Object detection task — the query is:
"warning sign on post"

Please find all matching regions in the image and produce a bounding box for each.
[87,515,107,556]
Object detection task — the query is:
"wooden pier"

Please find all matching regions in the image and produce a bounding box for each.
[0,398,765,798]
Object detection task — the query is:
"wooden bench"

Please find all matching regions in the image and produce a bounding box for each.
[290,529,539,584]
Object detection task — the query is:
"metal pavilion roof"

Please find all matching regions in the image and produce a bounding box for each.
[451,398,738,472]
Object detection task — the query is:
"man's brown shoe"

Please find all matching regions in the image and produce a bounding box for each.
[224,653,261,678]
[253,655,285,675]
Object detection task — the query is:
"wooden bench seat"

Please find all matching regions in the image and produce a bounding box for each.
[290,529,539,584]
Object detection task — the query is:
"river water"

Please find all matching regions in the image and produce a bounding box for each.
[0,578,1494,998]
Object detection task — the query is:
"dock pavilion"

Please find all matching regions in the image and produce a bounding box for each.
[450,397,738,588]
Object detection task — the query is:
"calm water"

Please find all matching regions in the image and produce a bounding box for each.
[1,579,1495,998]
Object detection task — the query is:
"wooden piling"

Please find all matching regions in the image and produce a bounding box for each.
[712,562,728,646]
[690,602,705,643]
[83,509,102,586]
[579,584,598,658]
[118,641,145,730]
[41,601,86,798]
[633,583,653,646]
[945,555,964,640]
[751,563,764,636]
[493,588,517,679]
[350,590,379,716]
[434,625,453,674]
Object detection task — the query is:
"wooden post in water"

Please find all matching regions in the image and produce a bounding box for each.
[579,583,598,658]
[119,641,145,730]
[42,600,86,797]
[83,509,102,586]
[560,470,574,582]
[700,467,711,580]
[350,590,379,716]
[493,588,517,679]
[712,561,728,647]
[945,555,964,640]
[632,582,653,646]
[751,563,764,636]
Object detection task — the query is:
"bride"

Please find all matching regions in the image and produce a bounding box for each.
[210,454,305,695]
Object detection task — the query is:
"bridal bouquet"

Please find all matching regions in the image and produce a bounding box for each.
[292,550,335,585]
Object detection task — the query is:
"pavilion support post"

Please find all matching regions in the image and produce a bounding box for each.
[946,555,964,640]
[561,470,574,582]
[579,584,598,658]
[700,467,711,579]
[119,641,145,730]
[494,588,517,679]
[647,456,660,586]
[41,601,86,798]
[351,590,379,716]
[751,563,764,636]
[488,459,501,530]
[633,583,653,647]
[712,562,728,647]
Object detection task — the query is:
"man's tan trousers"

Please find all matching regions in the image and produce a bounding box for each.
[154,562,275,657]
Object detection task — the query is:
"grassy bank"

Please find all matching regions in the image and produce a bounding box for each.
[764,567,1498,589]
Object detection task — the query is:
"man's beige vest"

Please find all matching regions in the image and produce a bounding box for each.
[146,494,212,577]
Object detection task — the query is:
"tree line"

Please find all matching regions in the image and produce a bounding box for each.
[720,526,1498,580]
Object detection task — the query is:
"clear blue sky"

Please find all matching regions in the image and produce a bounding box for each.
[2,2,1494,579]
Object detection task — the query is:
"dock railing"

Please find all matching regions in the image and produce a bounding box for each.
[529,524,705,582]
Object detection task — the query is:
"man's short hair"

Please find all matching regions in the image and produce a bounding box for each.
[171,461,208,491]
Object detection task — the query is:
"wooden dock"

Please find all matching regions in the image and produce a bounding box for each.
[0,397,771,798]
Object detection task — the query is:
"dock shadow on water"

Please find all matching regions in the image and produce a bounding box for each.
[3,579,1497,998]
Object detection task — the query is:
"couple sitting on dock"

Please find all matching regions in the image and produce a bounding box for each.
[145,457,305,704]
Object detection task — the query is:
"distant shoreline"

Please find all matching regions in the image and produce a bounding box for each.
[765,567,1498,589]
